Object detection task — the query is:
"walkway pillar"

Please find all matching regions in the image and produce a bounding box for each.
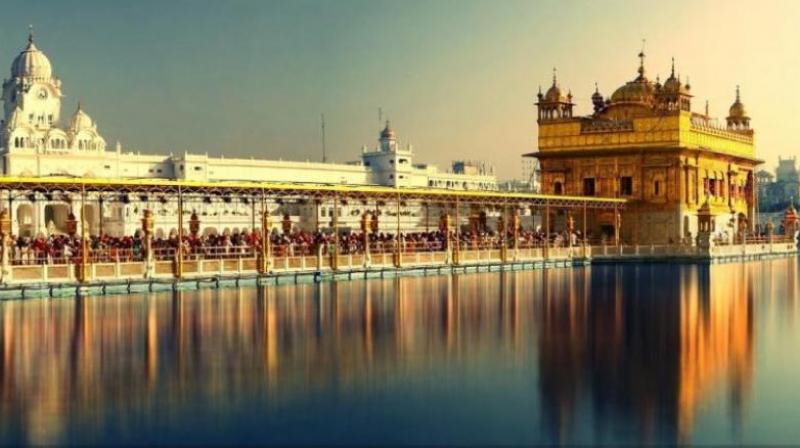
[544,203,550,260]
[582,202,588,257]
[331,194,339,271]
[259,192,271,274]
[174,186,184,279]
[142,209,154,278]
[77,187,90,283]
[500,204,508,263]
[314,199,320,232]
[424,202,430,233]
[98,195,104,237]
[567,212,574,253]
[440,211,452,264]
[0,208,11,283]
[361,210,371,267]
[454,197,460,265]
[511,207,519,261]
[394,194,402,268]
[6,193,13,239]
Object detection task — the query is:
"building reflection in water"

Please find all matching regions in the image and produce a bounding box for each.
[0,259,796,445]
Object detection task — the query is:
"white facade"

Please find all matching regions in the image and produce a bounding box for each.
[0,33,498,237]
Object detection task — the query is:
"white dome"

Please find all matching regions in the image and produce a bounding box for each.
[10,35,53,80]
[69,105,94,131]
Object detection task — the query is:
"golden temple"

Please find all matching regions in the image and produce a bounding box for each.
[527,51,760,244]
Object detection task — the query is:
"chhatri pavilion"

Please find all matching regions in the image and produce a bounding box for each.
[526,50,759,244]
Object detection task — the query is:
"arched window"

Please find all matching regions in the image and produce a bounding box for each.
[554,182,563,195]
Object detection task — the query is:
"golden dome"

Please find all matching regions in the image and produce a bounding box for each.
[609,51,656,104]
[728,86,747,118]
[610,78,655,104]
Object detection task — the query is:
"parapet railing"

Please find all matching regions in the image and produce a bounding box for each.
[0,238,595,285]
[1,235,795,286]
[590,236,797,258]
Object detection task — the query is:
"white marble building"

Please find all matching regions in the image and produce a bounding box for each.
[0,32,498,237]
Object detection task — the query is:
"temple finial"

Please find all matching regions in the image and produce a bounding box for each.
[27,25,34,45]
[671,57,675,77]
[637,39,646,77]
[552,67,557,86]
[736,84,741,102]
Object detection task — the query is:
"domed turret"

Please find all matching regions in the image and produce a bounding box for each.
[591,83,605,113]
[379,120,396,140]
[379,120,397,152]
[655,58,692,111]
[545,84,563,103]
[535,68,574,122]
[728,86,746,119]
[10,30,53,80]
[726,85,750,130]
[69,103,95,132]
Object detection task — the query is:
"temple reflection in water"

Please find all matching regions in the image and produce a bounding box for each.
[1,259,798,445]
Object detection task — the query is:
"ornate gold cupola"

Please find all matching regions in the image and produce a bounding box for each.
[535,68,574,122]
[726,85,751,132]
[656,58,692,112]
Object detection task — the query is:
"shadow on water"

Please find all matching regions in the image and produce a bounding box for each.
[0,259,798,445]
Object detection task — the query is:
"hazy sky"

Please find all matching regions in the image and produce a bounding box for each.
[1,0,797,179]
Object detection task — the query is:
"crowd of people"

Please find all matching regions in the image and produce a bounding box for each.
[5,226,591,266]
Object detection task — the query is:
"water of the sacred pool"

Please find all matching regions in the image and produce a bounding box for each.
[1,260,800,445]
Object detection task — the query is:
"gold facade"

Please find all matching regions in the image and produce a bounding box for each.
[528,58,759,243]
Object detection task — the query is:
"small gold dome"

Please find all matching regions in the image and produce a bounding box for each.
[543,67,565,102]
[662,76,681,94]
[544,84,563,102]
[661,58,688,95]
[728,86,747,119]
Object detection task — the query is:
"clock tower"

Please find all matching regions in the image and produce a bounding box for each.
[1,30,63,131]
[1,30,105,158]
